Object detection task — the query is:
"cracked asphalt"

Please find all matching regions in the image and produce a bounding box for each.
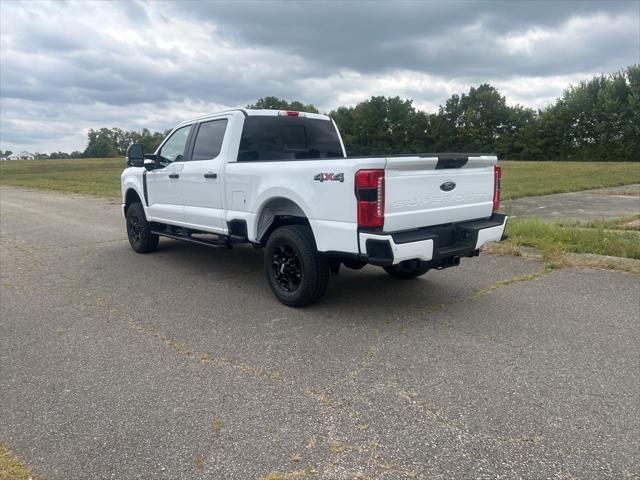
[506,184,640,222]
[1,186,639,479]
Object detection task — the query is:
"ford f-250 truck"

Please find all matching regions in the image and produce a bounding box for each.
[121,109,507,306]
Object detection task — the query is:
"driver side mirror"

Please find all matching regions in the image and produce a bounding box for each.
[126,143,144,167]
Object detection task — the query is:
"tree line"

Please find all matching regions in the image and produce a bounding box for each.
[32,65,639,161]
[83,127,171,158]
[4,127,171,160]
[255,65,638,161]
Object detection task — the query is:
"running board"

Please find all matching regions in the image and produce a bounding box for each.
[151,230,232,248]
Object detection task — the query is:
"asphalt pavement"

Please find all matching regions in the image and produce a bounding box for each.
[1,186,639,479]
[506,184,640,222]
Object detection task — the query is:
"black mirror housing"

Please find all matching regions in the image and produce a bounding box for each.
[143,159,155,171]
[126,143,144,167]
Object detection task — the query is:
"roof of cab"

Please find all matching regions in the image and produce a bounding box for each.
[175,108,330,128]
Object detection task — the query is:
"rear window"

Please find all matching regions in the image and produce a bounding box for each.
[237,116,344,161]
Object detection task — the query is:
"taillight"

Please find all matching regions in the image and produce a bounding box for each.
[278,111,301,117]
[355,169,384,228]
[493,164,502,211]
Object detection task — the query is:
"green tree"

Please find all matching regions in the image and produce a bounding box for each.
[625,65,640,159]
[84,127,169,157]
[129,128,169,153]
[110,127,131,155]
[330,96,432,156]
[49,151,69,159]
[531,65,639,161]
[431,84,529,156]
[496,105,537,159]
[247,96,319,113]
[84,128,118,157]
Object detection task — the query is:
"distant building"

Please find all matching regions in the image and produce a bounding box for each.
[7,151,35,160]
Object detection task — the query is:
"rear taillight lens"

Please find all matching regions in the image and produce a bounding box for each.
[493,164,502,211]
[355,169,384,228]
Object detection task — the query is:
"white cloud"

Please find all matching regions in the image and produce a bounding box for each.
[499,29,553,56]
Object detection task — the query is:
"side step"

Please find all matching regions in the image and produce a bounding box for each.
[150,230,232,249]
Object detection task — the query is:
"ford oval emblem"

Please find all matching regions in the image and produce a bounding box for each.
[440,181,456,192]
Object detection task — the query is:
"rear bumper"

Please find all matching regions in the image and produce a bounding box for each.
[358,213,508,266]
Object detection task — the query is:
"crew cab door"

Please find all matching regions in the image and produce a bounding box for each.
[180,118,228,233]
[146,124,192,224]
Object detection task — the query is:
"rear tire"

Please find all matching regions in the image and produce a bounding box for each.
[383,261,429,279]
[264,225,329,307]
[126,202,159,253]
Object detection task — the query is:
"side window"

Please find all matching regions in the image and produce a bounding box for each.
[158,125,191,166]
[192,119,228,161]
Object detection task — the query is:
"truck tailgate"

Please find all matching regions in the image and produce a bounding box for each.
[384,155,496,231]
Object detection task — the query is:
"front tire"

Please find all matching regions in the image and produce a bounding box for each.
[383,261,429,279]
[126,202,159,253]
[264,225,329,307]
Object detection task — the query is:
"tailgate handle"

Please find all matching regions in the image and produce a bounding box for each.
[436,157,468,169]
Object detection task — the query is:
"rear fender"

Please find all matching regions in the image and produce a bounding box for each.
[255,191,312,243]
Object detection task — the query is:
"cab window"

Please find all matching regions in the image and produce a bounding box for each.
[237,116,343,161]
[192,119,228,161]
[158,125,191,166]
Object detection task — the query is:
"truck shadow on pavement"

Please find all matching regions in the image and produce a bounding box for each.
[127,238,532,315]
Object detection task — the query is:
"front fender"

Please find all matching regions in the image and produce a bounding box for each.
[121,168,147,217]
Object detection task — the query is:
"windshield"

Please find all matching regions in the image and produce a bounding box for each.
[237,116,344,161]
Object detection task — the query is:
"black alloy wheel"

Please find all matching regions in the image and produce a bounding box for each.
[264,225,330,307]
[127,211,142,245]
[271,243,303,292]
[126,202,159,253]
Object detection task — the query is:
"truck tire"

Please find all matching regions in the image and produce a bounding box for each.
[383,262,429,279]
[126,202,159,253]
[264,225,329,307]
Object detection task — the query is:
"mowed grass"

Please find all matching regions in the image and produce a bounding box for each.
[500,160,640,200]
[1,158,638,201]
[505,216,640,260]
[0,158,123,199]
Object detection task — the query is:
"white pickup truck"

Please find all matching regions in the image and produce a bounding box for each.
[121,109,507,306]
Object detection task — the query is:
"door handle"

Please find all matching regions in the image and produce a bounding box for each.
[168,173,179,179]
[203,172,218,179]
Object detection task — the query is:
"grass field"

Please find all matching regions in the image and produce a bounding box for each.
[500,160,640,199]
[1,158,639,201]
[505,216,640,260]
[0,158,122,199]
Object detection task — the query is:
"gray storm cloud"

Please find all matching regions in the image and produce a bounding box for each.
[0,0,637,152]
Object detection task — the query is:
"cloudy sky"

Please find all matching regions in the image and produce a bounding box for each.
[1,0,638,153]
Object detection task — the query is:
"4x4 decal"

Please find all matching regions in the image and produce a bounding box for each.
[314,173,344,182]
